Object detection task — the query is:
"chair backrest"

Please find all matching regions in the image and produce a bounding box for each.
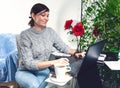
[0,34,18,82]
[16,35,21,67]
[0,34,17,58]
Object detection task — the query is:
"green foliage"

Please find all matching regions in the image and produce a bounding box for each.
[82,0,120,52]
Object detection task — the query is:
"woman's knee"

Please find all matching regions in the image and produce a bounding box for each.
[15,71,40,88]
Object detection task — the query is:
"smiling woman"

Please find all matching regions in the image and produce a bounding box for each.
[0,0,82,88]
[14,2,84,88]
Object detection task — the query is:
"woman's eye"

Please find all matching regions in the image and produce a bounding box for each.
[47,15,49,17]
[37,12,49,17]
[41,14,45,17]
[41,14,49,18]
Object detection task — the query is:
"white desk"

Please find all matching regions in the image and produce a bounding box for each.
[104,61,120,70]
[45,74,73,87]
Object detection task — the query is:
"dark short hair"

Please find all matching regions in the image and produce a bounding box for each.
[28,3,49,27]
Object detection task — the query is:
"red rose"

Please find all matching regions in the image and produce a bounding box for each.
[64,19,73,30]
[92,29,99,37]
[72,22,84,36]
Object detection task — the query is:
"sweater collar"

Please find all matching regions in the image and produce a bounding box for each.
[30,27,46,34]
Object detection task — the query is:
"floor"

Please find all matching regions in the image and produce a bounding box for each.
[0,81,20,88]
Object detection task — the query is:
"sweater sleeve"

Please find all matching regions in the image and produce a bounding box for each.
[51,29,70,53]
[19,32,39,70]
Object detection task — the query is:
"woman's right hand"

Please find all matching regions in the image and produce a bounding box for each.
[54,58,69,65]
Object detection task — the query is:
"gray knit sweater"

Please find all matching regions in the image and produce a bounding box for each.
[18,27,70,70]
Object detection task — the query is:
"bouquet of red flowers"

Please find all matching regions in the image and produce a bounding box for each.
[64,19,85,52]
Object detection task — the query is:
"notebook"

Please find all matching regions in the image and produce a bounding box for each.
[85,40,105,59]
[80,39,106,70]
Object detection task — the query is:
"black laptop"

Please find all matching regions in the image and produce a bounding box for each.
[76,40,106,88]
[80,39,106,70]
[69,39,106,76]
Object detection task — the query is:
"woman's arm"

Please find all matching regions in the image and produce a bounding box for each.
[37,58,69,69]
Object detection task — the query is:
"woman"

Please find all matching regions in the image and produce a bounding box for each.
[15,3,83,88]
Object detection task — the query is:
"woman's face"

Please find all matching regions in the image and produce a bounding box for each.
[32,10,49,28]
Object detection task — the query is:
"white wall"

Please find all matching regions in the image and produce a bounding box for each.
[0,0,81,48]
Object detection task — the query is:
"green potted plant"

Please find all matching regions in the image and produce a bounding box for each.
[82,0,120,58]
[93,0,120,53]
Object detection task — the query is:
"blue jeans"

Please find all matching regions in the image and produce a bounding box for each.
[15,68,50,88]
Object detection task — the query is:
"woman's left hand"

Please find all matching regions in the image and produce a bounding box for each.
[74,52,86,58]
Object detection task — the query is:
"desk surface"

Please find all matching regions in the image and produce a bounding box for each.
[45,74,72,86]
[104,61,120,70]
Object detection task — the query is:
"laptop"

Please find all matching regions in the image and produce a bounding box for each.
[79,39,106,70]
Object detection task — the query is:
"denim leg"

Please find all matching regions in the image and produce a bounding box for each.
[15,70,40,88]
[15,68,50,88]
[35,69,50,88]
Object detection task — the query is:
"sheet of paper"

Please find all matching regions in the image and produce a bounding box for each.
[52,52,71,57]
[98,54,106,61]
[104,61,120,70]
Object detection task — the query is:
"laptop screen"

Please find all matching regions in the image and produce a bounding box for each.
[85,40,106,60]
[80,40,106,70]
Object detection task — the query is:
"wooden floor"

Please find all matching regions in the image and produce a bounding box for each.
[0,81,20,88]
